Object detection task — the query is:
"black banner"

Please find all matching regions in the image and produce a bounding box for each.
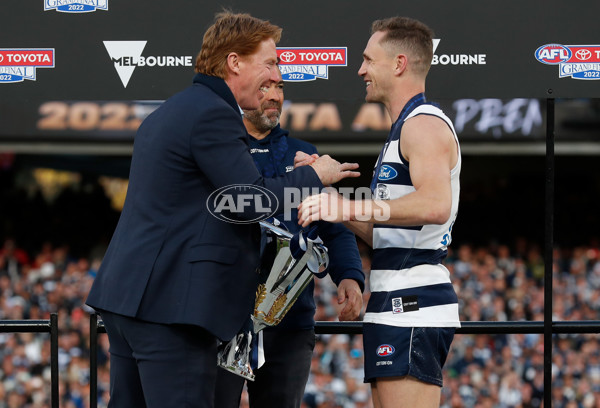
[7,98,546,141]
[2,0,600,140]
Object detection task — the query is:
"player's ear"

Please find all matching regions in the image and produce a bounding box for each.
[395,54,408,76]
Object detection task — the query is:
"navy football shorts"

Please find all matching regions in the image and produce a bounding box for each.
[363,324,455,386]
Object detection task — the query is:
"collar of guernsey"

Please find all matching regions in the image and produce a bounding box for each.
[370,93,427,192]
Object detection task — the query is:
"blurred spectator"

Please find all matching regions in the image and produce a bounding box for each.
[0,235,599,407]
[0,238,30,281]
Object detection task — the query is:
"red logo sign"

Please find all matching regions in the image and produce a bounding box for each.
[0,49,55,67]
[277,48,347,66]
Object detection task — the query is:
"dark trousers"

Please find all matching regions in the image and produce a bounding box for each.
[214,328,315,408]
[100,311,218,408]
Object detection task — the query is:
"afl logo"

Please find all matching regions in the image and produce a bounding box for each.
[378,165,398,181]
[279,51,296,63]
[376,344,395,357]
[206,184,278,224]
[535,44,572,65]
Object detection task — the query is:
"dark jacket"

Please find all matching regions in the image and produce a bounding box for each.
[86,74,323,341]
[249,125,365,330]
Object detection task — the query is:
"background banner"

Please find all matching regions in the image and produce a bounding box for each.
[1,0,600,141]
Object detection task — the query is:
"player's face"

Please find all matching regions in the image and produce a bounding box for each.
[358,31,395,104]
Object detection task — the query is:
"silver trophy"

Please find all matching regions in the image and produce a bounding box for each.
[217,220,329,381]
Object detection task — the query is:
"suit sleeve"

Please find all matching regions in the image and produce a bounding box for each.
[318,221,365,293]
[291,140,365,292]
[190,103,323,221]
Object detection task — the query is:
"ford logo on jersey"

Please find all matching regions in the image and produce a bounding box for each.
[376,344,395,357]
[378,165,398,181]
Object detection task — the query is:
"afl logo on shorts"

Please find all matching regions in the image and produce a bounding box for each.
[376,344,395,357]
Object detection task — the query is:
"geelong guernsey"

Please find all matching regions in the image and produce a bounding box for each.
[364,93,461,328]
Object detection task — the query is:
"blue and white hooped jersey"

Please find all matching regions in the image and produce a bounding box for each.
[365,94,461,328]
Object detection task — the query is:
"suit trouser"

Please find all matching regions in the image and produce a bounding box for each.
[214,328,315,408]
[100,311,218,408]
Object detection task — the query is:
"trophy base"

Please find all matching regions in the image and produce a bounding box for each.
[220,363,255,382]
[216,329,256,382]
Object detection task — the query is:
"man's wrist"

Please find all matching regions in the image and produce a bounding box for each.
[347,200,356,222]
[348,200,374,222]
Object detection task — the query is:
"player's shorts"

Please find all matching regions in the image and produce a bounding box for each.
[363,323,455,386]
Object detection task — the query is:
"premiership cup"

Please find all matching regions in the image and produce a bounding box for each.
[217,221,329,381]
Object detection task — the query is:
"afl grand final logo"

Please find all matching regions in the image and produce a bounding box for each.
[44,0,109,13]
[535,44,600,80]
[277,47,347,82]
[0,49,55,83]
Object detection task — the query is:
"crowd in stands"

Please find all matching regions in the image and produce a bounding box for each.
[1,234,600,407]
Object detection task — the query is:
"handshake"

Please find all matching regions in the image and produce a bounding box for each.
[296,151,360,185]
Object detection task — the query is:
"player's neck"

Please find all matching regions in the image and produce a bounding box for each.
[387,83,425,122]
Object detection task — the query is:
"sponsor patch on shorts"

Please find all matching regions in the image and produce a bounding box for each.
[391,295,419,314]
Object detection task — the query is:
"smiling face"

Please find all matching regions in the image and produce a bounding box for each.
[235,38,280,110]
[243,69,284,136]
[357,31,397,104]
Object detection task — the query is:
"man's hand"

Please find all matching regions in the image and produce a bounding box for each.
[294,151,319,168]
[298,188,350,228]
[310,155,359,185]
[336,279,363,321]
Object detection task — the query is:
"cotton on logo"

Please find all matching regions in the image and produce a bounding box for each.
[206,184,278,224]
[376,344,395,357]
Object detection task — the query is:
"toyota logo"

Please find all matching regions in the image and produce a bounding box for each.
[576,49,592,61]
[0,54,3,63]
[279,51,296,63]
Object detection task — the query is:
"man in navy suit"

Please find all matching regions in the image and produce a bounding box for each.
[86,12,359,408]
[214,70,365,408]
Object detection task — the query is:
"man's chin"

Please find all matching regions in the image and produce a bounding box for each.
[240,99,261,111]
[262,117,279,130]
[365,94,378,103]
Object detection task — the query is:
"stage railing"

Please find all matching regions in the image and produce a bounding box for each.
[0,314,59,408]
[89,315,600,408]
[1,314,598,407]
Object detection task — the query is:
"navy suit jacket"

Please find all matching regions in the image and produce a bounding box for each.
[86,74,323,341]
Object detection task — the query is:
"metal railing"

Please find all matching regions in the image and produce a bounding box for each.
[3,314,599,407]
[0,314,58,408]
[89,315,600,408]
